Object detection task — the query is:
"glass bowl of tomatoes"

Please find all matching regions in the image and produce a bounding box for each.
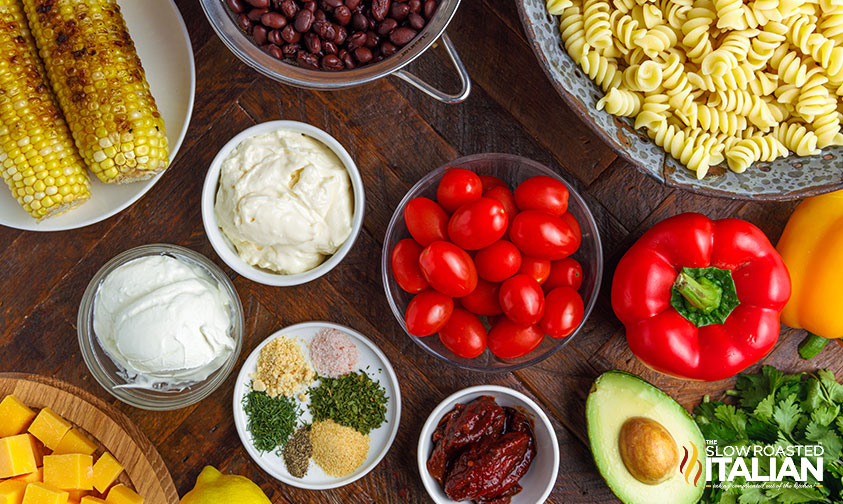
[381,153,603,372]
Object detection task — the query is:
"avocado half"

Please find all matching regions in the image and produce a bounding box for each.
[586,371,707,504]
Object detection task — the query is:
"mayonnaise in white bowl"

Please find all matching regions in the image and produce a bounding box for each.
[215,129,353,274]
[202,121,365,286]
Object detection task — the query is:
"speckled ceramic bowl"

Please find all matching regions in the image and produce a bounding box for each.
[515,1,843,200]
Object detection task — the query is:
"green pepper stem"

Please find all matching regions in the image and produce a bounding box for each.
[673,272,722,314]
[798,333,829,360]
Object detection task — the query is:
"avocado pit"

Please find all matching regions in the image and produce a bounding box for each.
[618,416,678,485]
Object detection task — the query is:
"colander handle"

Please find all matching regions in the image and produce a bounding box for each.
[393,32,471,104]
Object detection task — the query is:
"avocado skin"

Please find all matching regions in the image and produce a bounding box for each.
[586,370,707,504]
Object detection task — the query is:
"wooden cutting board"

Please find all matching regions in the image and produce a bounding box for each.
[0,373,179,504]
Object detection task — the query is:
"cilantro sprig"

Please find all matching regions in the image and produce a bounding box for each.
[694,366,843,504]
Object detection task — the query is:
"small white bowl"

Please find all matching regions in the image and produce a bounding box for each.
[201,120,365,286]
[417,385,560,504]
[232,321,402,490]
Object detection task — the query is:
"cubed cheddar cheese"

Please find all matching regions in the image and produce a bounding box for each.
[51,431,96,457]
[20,483,68,504]
[65,490,89,504]
[0,397,36,438]
[0,479,28,504]
[27,410,71,451]
[91,454,122,494]
[43,455,93,492]
[103,485,142,504]
[79,498,107,504]
[12,467,43,483]
[0,435,39,478]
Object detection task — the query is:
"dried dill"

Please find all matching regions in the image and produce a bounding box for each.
[243,389,300,453]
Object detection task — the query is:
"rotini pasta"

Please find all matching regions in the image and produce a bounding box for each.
[547,0,843,177]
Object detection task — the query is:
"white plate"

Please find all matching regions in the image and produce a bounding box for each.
[232,322,402,490]
[417,385,560,504]
[0,0,195,232]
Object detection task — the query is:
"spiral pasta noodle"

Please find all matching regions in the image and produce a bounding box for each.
[547,0,843,177]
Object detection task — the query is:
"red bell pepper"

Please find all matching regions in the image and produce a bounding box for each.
[611,213,791,381]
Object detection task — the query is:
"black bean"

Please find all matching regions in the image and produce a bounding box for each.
[371,0,390,21]
[281,24,302,42]
[333,5,351,25]
[294,9,314,31]
[304,32,322,53]
[322,54,344,70]
[389,26,416,45]
[261,11,288,28]
[253,24,268,44]
[247,7,268,20]
[389,2,409,19]
[237,13,253,32]
[423,0,436,18]
[376,18,397,35]
[280,0,299,18]
[268,28,283,45]
[227,0,246,13]
[347,31,367,50]
[351,12,368,31]
[354,46,373,63]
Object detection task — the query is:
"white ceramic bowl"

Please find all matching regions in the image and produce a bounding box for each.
[201,120,365,286]
[232,321,402,490]
[417,385,560,503]
[0,0,195,231]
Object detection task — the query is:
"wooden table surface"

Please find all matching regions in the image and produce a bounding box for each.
[3,0,843,502]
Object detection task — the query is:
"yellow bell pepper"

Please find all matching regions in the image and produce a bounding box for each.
[776,189,843,358]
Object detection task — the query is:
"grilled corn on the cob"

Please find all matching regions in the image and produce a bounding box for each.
[0,0,89,220]
[23,0,168,183]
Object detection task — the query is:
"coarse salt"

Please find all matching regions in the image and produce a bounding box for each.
[309,328,359,378]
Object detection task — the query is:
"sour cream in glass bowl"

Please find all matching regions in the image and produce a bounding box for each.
[202,121,365,286]
[78,244,244,410]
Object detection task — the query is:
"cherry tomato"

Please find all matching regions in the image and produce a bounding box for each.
[438,308,487,358]
[483,186,519,222]
[499,274,545,326]
[448,198,508,250]
[487,319,544,359]
[391,239,428,293]
[544,257,583,292]
[560,211,582,255]
[418,241,478,297]
[480,175,508,192]
[404,197,448,246]
[460,278,502,316]
[519,256,551,285]
[514,176,569,216]
[474,240,522,282]
[437,168,482,213]
[405,291,454,337]
[510,211,578,260]
[541,287,584,338]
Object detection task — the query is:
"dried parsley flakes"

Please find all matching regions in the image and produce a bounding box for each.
[309,370,388,435]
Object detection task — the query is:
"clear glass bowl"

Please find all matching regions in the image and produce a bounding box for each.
[381,154,603,372]
[78,244,244,410]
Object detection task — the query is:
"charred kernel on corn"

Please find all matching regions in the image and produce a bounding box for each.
[0,0,90,220]
[22,0,169,184]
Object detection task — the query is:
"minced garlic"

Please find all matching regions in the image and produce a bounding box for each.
[250,336,314,398]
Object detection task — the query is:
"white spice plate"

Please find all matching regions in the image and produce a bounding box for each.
[0,0,195,231]
[232,321,402,490]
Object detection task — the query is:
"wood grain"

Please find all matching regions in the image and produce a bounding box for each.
[0,374,178,504]
[2,0,843,503]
